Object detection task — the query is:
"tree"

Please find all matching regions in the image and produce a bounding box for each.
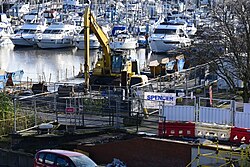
[0,93,14,119]
[193,0,250,102]
[0,93,14,135]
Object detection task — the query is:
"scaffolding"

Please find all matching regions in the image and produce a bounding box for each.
[186,139,250,167]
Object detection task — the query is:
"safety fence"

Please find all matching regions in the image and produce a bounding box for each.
[161,97,247,128]
[0,111,36,136]
[158,96,250,144]
[1,80,249,145]
[9,85,160,137]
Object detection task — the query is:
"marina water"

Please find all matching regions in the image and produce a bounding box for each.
[0,44,163,83]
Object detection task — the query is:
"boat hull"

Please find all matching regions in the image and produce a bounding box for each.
[149,39,191,53]
[11,37,36,46]
[74,40,100,50]
[110,40,137,50]
[36,39,74,49]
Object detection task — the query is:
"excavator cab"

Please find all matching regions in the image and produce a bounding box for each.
[111,51,126,74]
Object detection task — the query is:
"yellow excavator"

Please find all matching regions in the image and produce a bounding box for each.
[83,7,148,90]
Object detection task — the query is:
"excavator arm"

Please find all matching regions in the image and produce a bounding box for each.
[84,7,111,89]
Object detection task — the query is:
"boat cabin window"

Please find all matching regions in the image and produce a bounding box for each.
[19,29,30,34]
[154,29,176,35]
[43,30,51,34]
[79,29,94,34]
[43,12,55,18]
[29,30,36,34]
[139,31,146,35]
[52,30,62,34]
[167,22,185,26]
[44,30,62,34]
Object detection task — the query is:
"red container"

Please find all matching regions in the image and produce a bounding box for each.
[230,127,250,144]
[158,122,195,138]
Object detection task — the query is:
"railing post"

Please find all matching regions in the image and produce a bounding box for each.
[185,70,188,96]
[82,97,85,127]
[194,96,197,122]
[115,99,121,129]
[34,97,37,126]
[13,96,17,133]
[54,90,58,122]
[163,116,166,137]
[136,112,139,133]
[197,97,201,122]
[194,66,197,86]
[160,76,162,91]
[231,99,236,126]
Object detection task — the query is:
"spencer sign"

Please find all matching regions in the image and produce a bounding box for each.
[147,95,175,101]
[144,92,176,109]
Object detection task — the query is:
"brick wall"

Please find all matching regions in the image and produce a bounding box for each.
[78,137,192,167]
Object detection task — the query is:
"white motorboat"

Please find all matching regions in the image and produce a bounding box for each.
[35,22,77,49]
[74,28,100,50]
[10,21,47,47]
[167,15,197,36]
[110,30,138,50]
[0,14,14,45]
[148,21,192,53]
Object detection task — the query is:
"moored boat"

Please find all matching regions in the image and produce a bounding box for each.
[10,21,47,47]
[0,13,14,46]
[148,20,192,53]
[35,22,77,49]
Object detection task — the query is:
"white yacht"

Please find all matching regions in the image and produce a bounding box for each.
[35,22,77,49]
[10,21,47,47]
[148,21,192,53]
[0,14,14,45]
[167,15,197,36]
[110,30,138,50]
[74,28,100,50]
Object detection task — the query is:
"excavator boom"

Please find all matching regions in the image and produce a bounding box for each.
[84,7,112,89]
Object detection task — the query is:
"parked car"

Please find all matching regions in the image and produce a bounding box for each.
[34,149,97,167]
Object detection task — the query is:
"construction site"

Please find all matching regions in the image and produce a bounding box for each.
[1,5,250,167]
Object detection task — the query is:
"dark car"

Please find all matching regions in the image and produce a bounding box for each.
[34,149,97,167]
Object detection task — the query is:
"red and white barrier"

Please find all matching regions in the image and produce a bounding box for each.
[230,127,250,144]
[158,121,250,144]
[158,122,195,138]
[195,123,231,141]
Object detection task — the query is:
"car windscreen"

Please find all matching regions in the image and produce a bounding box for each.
[69,155,97,167]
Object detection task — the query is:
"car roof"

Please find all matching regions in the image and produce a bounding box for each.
[37,149,83,157]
